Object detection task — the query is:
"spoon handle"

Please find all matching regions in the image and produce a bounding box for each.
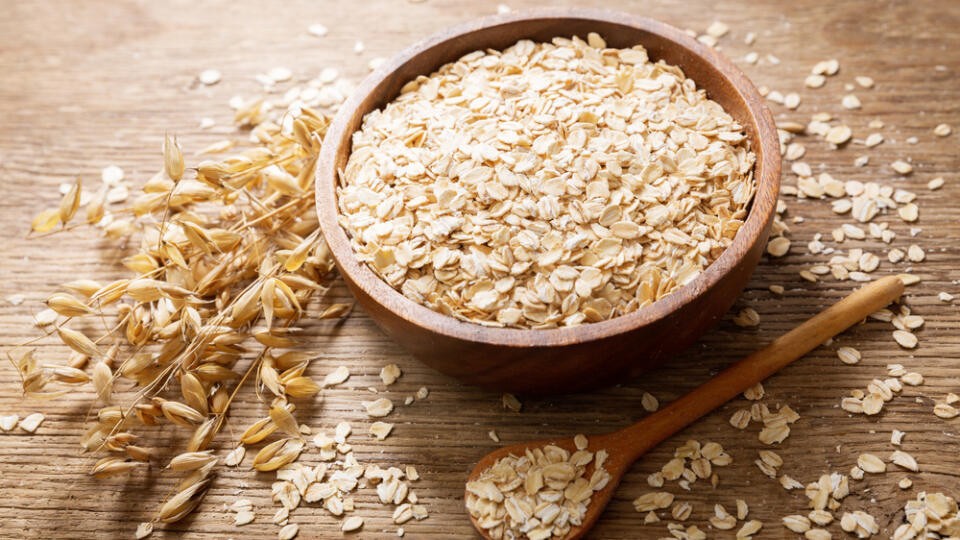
[608,275,905,462]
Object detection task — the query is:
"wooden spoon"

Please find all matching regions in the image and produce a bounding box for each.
[466,275,905,540]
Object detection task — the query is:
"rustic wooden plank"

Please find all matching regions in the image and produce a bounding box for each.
[1,0,958,538]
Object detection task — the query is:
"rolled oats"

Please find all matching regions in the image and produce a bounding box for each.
[339,36,756,328]
[466,438,611,539]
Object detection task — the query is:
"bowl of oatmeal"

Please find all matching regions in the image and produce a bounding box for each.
[316,8,780,393]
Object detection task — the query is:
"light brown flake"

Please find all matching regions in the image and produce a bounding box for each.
[361,398,394,418]
[890,450,919,471]
[278,523,299,540]
[837,347,860,365]
[841,94,861,109]
[341,516,364,532]
[857,453,886,473]
[0,414,18,432]
[901,371,923,386]
[19,413,44,433]
[766,237,791,257]
[934,402,959,419]
[737,519,763,538]
[370,422,394,440]
[379,364,402,386]
[893,330,918,349]
[323,366,350,387]
[891,160,913,175]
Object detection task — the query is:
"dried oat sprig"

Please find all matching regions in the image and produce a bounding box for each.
[12,101,338,528]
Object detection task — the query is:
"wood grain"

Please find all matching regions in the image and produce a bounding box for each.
[1,0,958,539]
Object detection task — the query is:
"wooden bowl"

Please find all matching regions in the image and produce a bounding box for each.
[316,8,780,395]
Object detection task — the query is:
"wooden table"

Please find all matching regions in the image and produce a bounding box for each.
[1,0,958,538]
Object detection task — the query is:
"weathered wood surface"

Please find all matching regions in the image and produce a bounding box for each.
[0,0,958,538]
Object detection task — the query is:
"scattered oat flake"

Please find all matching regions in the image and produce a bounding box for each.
[893,330,918,349]
[198,69,221,85]
[891,160,913,175]
[368,57,386,71]
[502,393,522,412]
[101,165,124,184]
[415,386,428,400]
[234,509,255,526]
[901,372,923,386]
[842,94,861,109]
[380,364,402,386]
[34,308,58,327]
[907,244,925,262]
[812,59,840,75]
[766,236,790,257]
[837,346,860,365]
[6,294,24,305]
[278,523,299,540]
[19,413,43,433]
[730,409,750,429]
[744,383,764,400]
[738,519,763,537]
[805,74,826,88]
[899,204,919,222]
[341,516,363,532]
[864,132,883,147]
[898,273,921,286]
[733,307,760,327]
[934,403,959,419]
[323,366,350,387]
[855,76,874,88]
[225,445,245,466]
[784,92,801,109]
[308,24,328,37]
[857,453,885,473]
[706,21,729,38]
[0,414,18,432]
[891,429,905,445]
[268,67,292,82]
[783,514,811,533]
[362,398,393,417]
[934,123,952,137]
[939,291,954,302]
[369,421,394,440]
[488,430,499,443]
[890,450,919,471]
[825,125,852,145]
[641,392,659,412]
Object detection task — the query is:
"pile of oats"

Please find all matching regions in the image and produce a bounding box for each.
[894,492,960,539]
[465,436,611,540]
[339,34,756,328]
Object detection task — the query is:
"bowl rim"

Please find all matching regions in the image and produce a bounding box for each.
[316,7,781,348]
